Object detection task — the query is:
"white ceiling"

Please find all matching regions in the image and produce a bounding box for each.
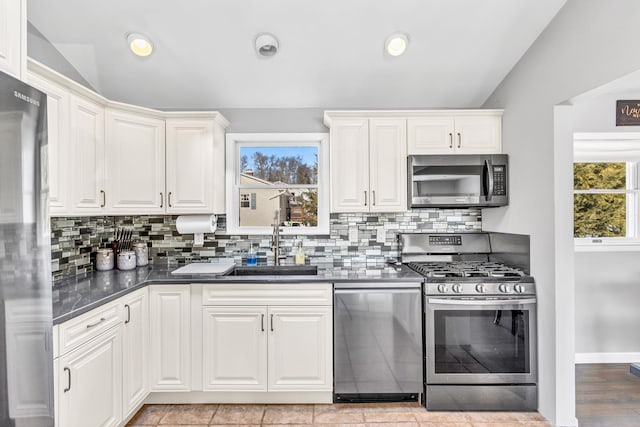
[27,0,567,110]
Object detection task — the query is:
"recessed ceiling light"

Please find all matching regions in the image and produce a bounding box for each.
[385,32,409,57]
[127,32,154,57]
[255,33,279,58]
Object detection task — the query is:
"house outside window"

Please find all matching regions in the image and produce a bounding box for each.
[225,133,329,235]
[574,133,640,251]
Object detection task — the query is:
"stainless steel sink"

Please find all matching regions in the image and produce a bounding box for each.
[226,265,318,276]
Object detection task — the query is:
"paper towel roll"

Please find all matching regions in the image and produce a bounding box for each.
[176,215,217,234]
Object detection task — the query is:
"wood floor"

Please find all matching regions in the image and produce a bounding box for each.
[576,363,640,427]
[126,402,549,426]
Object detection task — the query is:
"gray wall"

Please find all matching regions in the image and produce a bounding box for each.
[575,252,640,353]
[221,108,327,133]
[482,0,640,425]
[27,22,95,90]
[573,89,640,133]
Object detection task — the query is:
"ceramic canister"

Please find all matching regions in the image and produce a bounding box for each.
[96,248,114,271]
[117,250,137,271]
[132,242,149,266]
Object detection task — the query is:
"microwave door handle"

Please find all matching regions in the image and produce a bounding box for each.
[485,159,494,201]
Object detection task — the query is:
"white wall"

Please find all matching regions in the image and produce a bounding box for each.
[575,252,640,354]
[572,87,640,357]
[482,1,640,425]
[221,108,326,133]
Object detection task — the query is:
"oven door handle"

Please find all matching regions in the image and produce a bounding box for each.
[428,297,536,306]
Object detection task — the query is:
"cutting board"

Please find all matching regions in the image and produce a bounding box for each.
[171,262,235,275]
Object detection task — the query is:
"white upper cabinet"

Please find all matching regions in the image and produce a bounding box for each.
[26,72,71,215]
[166,119,217,214]
[369,118,407,212]
[0,0,24,79]
[329,118,407,213]
[106,109,166,214]
[407,112,502,154]
[70,94,105,213]
[329,118,370,213]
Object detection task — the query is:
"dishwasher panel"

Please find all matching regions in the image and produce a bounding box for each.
[333,285,422,401]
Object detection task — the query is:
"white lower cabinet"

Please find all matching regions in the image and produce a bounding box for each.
[201,283,333,394]
[268,306,332,391]
[203,306,268,391]
[122,288,149,419]
[57,325,122,427]
[149,285,191,391]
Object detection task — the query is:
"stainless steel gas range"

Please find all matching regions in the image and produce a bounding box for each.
[401,232,537,411]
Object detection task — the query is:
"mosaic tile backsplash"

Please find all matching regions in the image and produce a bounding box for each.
[50,209,482,283]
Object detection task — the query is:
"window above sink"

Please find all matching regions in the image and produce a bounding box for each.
[225,133,329,235]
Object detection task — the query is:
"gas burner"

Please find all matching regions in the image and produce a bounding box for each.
[463,271,490,277]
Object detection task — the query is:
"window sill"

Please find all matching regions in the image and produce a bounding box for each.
[575,239,640,252]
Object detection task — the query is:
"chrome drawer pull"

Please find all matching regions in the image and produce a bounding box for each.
[86,317,107,328]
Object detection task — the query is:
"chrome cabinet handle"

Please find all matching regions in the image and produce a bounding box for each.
[160,192,163,208]
[100,190,106,208]
[168,192,172,207]
[372,190,376,206]
[270,314,274,332]
[364,191,367,206]
[449,133,453,149]
[261,314,265,332]
[86,317,106,329]
[124,304,131,324]
[457,132,462,148]
[63,367,71,393]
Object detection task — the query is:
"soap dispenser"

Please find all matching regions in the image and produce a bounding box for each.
[295,241,305,265]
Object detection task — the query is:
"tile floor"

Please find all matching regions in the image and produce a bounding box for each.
[126,402,551,426]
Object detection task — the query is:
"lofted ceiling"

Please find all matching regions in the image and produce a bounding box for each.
[27,0,567,110]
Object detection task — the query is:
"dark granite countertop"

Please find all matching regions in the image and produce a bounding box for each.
[52,263,423,324]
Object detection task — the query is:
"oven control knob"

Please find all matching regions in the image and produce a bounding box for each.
[437,284,448,293]
[498,284,511,293]
[475,284,486,293]
[514,284,525,293]
[452,284,462,293]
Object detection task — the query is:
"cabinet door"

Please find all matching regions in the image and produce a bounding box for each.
[329,119,369,212]
[27,72,71,215]
[149,285,190,391]
[58,326,122,427]
[165,119,215,213]
[202,306,267,391]
[407,117,455,154]
[0,0,23,78]
[70,94,105,213]
[268,306,332,391]
[122,288,148,418]
[106,109,165,214]
[369,118,407,212]
[453,115,502,154]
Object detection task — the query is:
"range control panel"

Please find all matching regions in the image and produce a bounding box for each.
[428,235,462,246]
[493,165,507,196]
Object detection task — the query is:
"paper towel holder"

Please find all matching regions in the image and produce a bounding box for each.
[175,214,217,247]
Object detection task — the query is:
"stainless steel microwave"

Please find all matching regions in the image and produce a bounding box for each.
[408,154,508,208]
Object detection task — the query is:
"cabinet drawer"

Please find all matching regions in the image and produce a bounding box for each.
[202,283,332,306]
[58,301,121,355]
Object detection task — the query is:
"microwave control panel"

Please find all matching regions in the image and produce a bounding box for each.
[493,166,507,196]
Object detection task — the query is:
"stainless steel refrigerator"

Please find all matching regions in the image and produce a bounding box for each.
[0,70,54,426]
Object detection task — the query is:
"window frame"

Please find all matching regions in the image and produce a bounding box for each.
[574,133,640,251]
[225,132,329,235]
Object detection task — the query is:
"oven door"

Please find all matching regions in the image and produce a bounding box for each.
[425,296,537,385]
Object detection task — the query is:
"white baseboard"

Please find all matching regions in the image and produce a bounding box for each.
[145,391,333,404]
[575,352,640,364]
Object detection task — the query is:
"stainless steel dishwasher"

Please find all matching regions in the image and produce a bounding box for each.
[333,282,423,402]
